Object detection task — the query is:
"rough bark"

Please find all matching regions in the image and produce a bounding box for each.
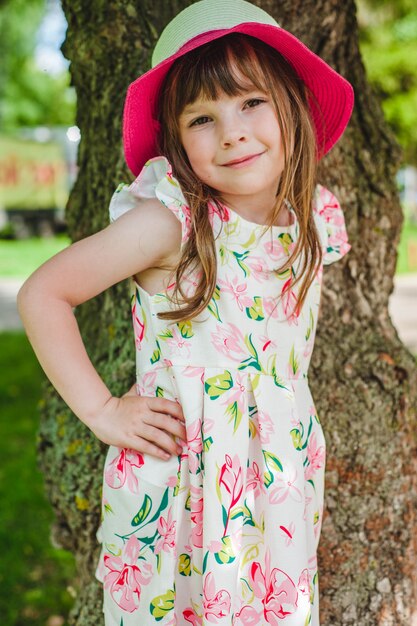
[39,1,417,624]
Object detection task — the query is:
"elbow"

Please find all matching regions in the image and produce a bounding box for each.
[17,278,35,324]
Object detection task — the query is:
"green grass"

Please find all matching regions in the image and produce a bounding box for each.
[0,332,76,626]
[0,236,70,279]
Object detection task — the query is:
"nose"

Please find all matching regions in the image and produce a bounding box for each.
[220,116,248,148]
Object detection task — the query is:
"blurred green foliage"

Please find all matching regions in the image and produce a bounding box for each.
[0,331,76,626]
[0,0,75,129]
[358,0,417,165]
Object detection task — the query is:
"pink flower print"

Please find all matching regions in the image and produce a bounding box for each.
[303,336,315,358]
[219,454,243,504]
[263,297,279,319]
[211,323,246,361]
[183,607,203,626]
[328,227,350,256]
[131,298,145,349]
[189,484,204,548]
[219,454,244,536]
[298,569,310,596]
[279,522,295,547]
[234,604,262,625]
[221,371,247,416]
[304,432,325,481]
[208,199,230,224]
[259,335,277,355]
[154,506,176,555]
[281,278,299,324]
[264,240,288,262]
[203,572,232,622]
[208,527,242,555]
[187,418,203,474]
[104,448,144,493]
[218,276,252,311]
[269,467,303,505]
[257,410,275,444]
[136,370,157,395]
[250,552,298,624]
[182,366,205,382]
[165,326,192,358]
[247,461,267,498]
[246,255,271,282]
[103,536,152,613]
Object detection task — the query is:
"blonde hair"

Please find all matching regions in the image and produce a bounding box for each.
[158,33,322,322]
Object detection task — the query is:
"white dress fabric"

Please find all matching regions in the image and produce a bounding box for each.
[95,156,350,626]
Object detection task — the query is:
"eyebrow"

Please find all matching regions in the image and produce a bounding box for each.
[181,87,265,116]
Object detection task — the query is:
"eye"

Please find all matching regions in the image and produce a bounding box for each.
[189,116,211,127]
[245,98,266,109]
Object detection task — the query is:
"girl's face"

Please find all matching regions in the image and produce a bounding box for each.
[179,79,285,224]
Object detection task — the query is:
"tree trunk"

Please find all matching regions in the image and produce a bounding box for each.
[39,1,417,624]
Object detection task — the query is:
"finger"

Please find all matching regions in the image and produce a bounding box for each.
[146,412,187,440]
[130,437,172,461]
[141,424,184,456]
[146,397,184,421]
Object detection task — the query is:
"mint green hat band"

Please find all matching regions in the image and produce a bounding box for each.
[152,0,278,67]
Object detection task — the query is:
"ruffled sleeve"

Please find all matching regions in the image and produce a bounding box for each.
[313,184,351,265]
[108,156,191,245]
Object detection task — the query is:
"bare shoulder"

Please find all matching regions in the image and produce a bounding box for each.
[112,197,182,262]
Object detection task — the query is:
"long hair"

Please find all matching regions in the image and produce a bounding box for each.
[157,33,323,322]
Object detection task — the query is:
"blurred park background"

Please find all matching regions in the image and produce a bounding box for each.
[0,0,416,624]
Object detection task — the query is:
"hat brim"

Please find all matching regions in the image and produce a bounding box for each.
[123,23,354,176]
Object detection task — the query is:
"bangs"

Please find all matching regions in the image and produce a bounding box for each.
[165,34,273,115]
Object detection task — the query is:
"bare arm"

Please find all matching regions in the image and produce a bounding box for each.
[17,199,186,459]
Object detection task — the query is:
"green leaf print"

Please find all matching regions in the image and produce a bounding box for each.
[150,588,175,621]
[274,266,292,280]
[214,535,236,565]
[205,371,233,400]
[289,345,299,377]
[104,502,114,515]
[238,334,262,372]
[262,450,283,487]
[226,401,242,433]
[305,308,315,341]
[155,386,164,398]
[158,329,174,340]
[268,355,289,390]
[242,230,257,248]
[207,284,222,322]
[290,428,303,451]
[203,436,213,452]
[231,500,255,527]
[241,543,259,567]
[150,339,161,365]
[263,450,283,473]
[131,494,152,526]
[178,553,191,576]
[278,232,294,255]
[232,250,250,277]
[202,551,209,575]
[177,320,194,338]
[245,296,265,321]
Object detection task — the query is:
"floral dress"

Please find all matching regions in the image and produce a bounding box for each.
[95,157,350,626]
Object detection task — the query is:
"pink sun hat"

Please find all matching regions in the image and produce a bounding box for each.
[123,0,354,177]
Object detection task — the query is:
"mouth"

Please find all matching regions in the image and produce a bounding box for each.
[221,152,264,168]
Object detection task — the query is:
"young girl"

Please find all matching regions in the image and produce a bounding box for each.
[18,0,354,624]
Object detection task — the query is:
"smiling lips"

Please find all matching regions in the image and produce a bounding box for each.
[221,152,264,168]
